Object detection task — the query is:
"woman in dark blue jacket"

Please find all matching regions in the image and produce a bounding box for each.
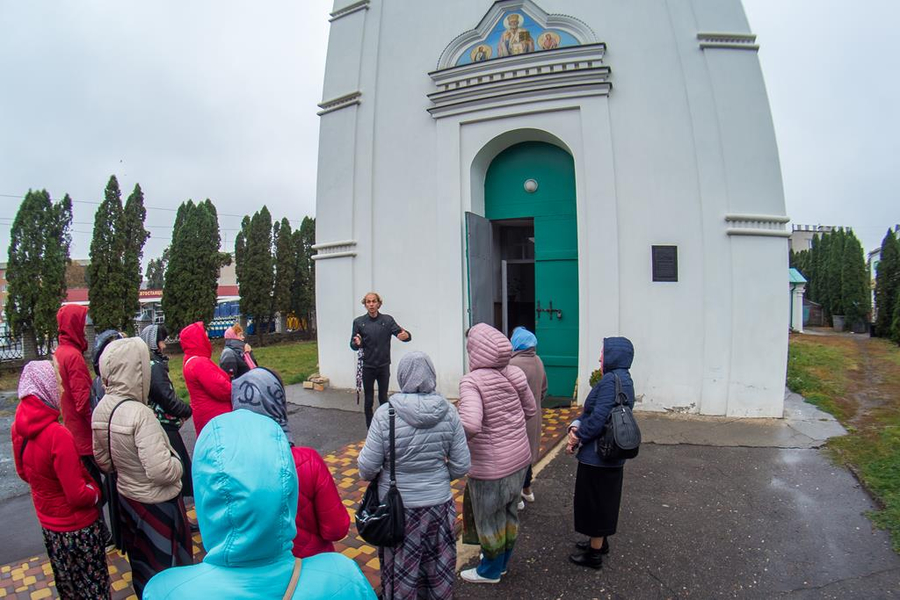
[566,336,635,569]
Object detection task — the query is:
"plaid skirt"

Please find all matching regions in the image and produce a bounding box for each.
[378,499,456,600]
[42,520,111,599]
[119,495,193,598]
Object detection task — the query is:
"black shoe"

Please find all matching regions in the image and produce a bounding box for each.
[569,549,603,569]
[575,538,610,554]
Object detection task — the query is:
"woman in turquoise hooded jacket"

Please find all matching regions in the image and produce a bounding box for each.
[143,410,375,600]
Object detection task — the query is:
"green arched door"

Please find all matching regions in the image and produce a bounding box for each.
[485,141,578,399]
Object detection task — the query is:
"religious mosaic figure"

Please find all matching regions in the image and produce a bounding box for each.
[538,31,560,50]
[471,44,492,62]
[498,13,534,57]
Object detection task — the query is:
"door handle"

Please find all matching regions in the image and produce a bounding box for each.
[536,301,563,320]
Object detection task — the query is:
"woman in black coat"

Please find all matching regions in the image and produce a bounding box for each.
[138,324,194,497]
[566,336,635,569]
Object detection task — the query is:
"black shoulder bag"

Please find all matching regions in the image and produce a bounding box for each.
[355,403,406,547]
[596,374,641,460]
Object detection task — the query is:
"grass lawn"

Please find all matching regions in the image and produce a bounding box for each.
[168,339,319,400]
[788,332,900,551]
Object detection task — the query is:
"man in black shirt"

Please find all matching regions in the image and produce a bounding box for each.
[350,292,412,427]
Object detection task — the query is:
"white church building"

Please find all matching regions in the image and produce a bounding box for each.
[313,0,790,417]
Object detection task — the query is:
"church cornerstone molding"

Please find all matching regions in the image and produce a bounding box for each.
[697,32,759,51]
[312,239,357,260]
[427,44,610,119]
[317,91,362,116]
[724,213,791,237]
[329,0,369,22]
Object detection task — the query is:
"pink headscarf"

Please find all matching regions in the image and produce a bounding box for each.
[18,360,61,410]
[224,327,240,340]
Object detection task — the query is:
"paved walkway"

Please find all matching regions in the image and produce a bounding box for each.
[0,406,578,598]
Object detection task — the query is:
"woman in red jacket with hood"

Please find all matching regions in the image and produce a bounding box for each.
[12,360,111,599]
[180,322,232,435]
[54,306,96,473]
[230,367,350,557]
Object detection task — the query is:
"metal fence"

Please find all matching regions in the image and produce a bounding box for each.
[0,332,57,362]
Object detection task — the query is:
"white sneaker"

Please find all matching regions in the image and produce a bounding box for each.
[521,491,535,502]
[460,568,500,584]
[517,499,525,510]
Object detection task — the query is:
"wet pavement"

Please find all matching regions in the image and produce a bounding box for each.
[457,400,900,599]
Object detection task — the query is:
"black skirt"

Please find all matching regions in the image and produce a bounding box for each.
[574,462,624,537]
[164,426,193,498]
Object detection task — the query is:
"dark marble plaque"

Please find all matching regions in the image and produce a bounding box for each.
[652,245,678,282]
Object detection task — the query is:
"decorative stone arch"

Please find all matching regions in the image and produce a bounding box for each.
[436,0,599,70]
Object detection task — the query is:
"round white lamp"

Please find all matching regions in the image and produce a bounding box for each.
[524,179,538,193]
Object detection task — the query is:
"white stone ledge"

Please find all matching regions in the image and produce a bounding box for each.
[727,228,792,238]
[312,239,357,251]
[312,250,357,261]
[317,91,361,116]
[725,213,790,224]
[698,32,759,51]
[329,0,369,22]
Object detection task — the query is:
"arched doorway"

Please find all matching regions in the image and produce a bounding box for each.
[467,141,579,402]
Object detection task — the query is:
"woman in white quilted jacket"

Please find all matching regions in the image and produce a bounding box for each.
[91,337,192,598]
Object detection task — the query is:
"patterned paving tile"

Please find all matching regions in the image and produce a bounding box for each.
[0,407,577,597]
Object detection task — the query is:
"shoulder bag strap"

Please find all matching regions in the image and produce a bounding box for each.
[107,399,137,473]
[388,402,397,486]
[281,558,303,599]
[18,438,28,466]
[613,374,625,406]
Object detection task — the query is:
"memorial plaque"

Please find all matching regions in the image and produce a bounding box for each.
[652,245,678,282]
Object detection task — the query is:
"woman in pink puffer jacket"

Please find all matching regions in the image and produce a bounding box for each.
[458,323,536,584]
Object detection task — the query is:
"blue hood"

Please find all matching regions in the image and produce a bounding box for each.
[194,411,297,567]
[603,337,634,371]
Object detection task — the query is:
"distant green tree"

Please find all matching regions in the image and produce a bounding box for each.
[236,207,274,344]
[272,218,296,329]
[5,190,72,358]
[824,229,846,320]
[162,200,223,334]
[122,183,150,334]
[840,231,870,329]
[145,248,169,290]
[88,176,128,331]
[874,229,900,337]
[891,291,900,346]
[290,216,316,334]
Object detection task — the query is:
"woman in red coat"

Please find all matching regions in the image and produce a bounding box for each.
[230,367,350,557]
[12,360,111,599]
[180,322,232,435]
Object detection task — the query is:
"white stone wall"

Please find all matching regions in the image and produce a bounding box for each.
[314,0,789,416]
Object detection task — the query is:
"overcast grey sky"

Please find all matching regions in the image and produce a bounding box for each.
[1,1,898,268]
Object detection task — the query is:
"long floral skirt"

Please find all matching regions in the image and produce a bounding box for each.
[119,495,193,598]
[378,499,457,600]
[42,519,111,599]
[462,466,528,580]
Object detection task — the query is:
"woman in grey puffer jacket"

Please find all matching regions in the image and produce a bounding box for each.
[358,351,470,600]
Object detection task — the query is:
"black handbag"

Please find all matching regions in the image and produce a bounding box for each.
[596,374,641,460]
[355,403,406,547]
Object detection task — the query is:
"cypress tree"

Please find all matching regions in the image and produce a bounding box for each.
[289,216,316,333]
[840,231,870,329]
[236,207,274,344]
[122,184,150,334]
[162,200,223,334]
[272,218,295,329]
[815,233,831,309]
[145,249,168,290]
[892,291,900,346]
[4,190,72,358]
[874,229,900,337]
[824,230,846,319]
[88,176,128,331]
